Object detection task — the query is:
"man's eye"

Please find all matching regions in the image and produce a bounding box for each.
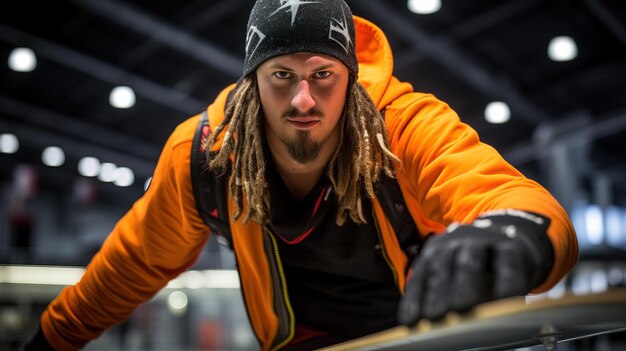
[314,71,331,79]
[274,71,292,79]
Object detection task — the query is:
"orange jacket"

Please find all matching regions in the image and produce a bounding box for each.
[40,16,578,351]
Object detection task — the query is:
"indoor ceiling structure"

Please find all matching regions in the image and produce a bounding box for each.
[1,0,626,209]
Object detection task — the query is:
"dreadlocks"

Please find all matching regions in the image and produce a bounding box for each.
[205,74,400,225]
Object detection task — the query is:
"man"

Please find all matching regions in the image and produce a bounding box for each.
[25,0,579,350]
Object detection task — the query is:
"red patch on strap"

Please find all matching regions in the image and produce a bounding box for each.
[199,125,211,152]
[209,208,219,218]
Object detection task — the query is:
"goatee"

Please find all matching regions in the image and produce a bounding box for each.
[285,130,321,164]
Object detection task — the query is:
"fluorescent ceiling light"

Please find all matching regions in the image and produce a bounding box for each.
[0,265,240,289]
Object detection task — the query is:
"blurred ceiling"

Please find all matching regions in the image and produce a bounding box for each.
[1,0,626,208]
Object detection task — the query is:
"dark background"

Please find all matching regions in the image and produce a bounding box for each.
[1,0,625,209]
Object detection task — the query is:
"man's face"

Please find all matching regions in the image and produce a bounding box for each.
[256,52,350,164]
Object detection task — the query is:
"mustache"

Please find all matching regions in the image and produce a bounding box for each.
[283,109,323,118]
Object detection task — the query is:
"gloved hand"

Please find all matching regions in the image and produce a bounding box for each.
[22,325,55,351]
[397,209,553,326]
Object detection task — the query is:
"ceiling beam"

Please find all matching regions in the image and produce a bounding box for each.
[117,0,246,69]
[390,0,541,72]
[355,1,554,124]
[503,110,626,165]
[179,0,248,33]
[582,0,626,46]
[532,62,626,106]
[68,0,243,78]
[448,0,543,40]
[0,23,205,116]
[0,95,161,161]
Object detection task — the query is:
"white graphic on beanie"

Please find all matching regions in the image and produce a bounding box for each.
[271,0,321,27]
[329,7,352,54]
[246,25,266,59]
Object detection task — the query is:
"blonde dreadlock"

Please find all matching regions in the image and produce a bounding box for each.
[205,74,400,225]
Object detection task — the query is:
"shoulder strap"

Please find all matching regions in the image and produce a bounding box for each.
[376,176,422,261]
[191,111,232,244]
[377,108,423,260]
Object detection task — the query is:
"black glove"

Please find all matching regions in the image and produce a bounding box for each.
[22,325,56,351]
[397,209,553,326]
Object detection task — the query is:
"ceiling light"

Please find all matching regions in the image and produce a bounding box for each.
[0,133,19,154]
[8,47,37,72]
[113,166,135,187]
[0,265,84,285]
[98,162,117,182]
[167,291,188,315]
[144,177,152,191]
[408,0,442,15]
[166,270,240,289]
[202,270,241,289]
[605,206,623,247]
[585,204,604,245]
[109,86,136,109]
[547,36,578,62]
[0,265,240,288]
[183,270,205,290]
[41,146,66,167]
[484,101,511,124]
[77,156,101,177]
[590,271,608,293]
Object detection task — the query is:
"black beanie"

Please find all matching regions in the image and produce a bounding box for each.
[243,0,358,76]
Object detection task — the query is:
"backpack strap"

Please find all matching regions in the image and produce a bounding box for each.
[190,111,232,246]
[377,108,423,260]
[376,176,422,262]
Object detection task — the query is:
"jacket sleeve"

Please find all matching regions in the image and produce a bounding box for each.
[385,92,579,293]
[40,115,210,351]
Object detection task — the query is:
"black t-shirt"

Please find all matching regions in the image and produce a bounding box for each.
[267,165,401,339]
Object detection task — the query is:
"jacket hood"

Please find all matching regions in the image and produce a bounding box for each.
[353,16,413,110]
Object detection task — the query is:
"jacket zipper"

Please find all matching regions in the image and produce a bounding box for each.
[372,211,401,291]
[263,227,295,350]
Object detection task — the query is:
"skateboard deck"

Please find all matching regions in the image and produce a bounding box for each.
[318,289,626,351]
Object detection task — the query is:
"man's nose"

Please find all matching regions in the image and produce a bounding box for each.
[291,80,316,113]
